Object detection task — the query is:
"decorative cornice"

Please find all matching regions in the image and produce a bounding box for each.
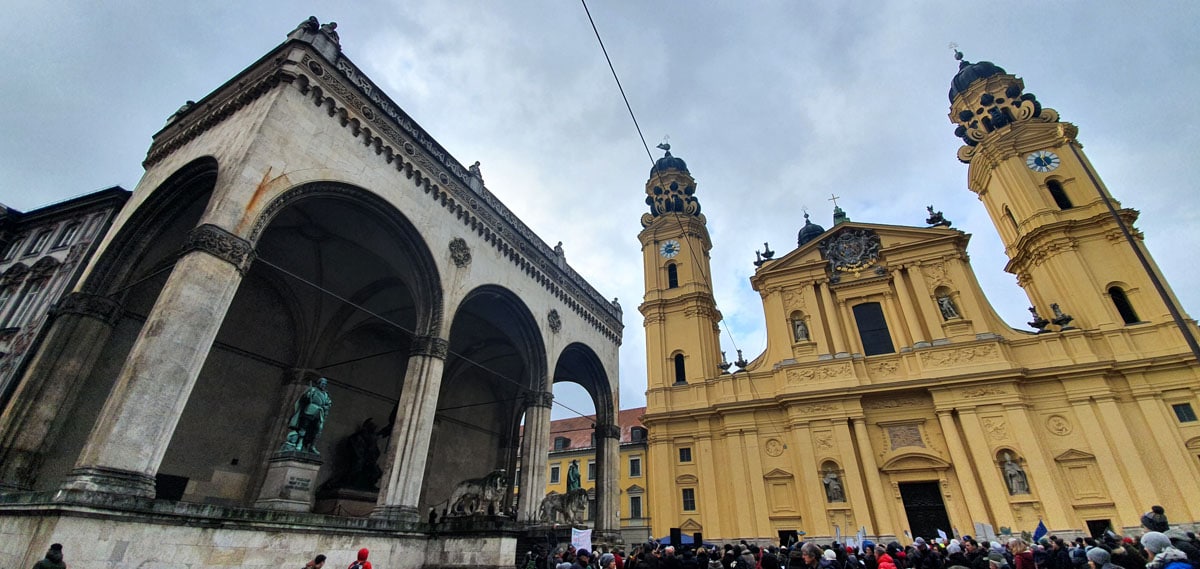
[410,335,449,359]
[144,66,293,168]
[181,224,255,274]
[54,292,122,327]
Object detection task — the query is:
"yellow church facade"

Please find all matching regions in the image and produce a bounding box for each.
[638,55,1200,544]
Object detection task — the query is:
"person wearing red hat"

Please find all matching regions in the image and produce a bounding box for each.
[349,548,372,569]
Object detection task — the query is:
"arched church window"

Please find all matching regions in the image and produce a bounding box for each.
[673,353,686,385]
[1047,180,1073,210]
[852,302,895,356]
[667,264,679,289]
[1108,286,1140,324]
[1004,206,1018,234]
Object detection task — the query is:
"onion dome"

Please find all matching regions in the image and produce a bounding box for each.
[650,143,689,175]
[948,51,1005,102]
[642,143,702,227]
[797,212,826,246]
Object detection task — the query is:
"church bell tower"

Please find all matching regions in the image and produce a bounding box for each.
[638,144,723,390]
[948,52,1187,330]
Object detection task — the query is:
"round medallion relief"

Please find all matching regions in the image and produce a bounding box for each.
[764,438,784,457]
[1046,415,1072,436]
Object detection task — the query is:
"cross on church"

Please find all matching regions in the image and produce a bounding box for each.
[828,194,841,208]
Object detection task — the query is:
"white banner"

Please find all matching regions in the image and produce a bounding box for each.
[572,528,593,552]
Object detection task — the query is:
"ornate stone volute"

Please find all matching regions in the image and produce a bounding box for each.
[948,51,1060,163]
[181,224,255,275]
[642,143,704,227]
[524,390,554,409]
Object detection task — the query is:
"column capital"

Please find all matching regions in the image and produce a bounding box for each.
[596,424,621,440]
[182,224,255,274]
[409,335,449,358]
[524,390,554,409]
[54,292,122,326]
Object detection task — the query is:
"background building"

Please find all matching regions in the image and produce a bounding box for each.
[0,187,130,407]
[544,407,650,544]
[640,56,1200,544]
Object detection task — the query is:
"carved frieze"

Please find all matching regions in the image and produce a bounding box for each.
[182,224,255,275]
[524,391,554,409]
[786,363,853,385]
[782,287,807,312]
[921,261,952,288]
[865,396,925,410]
[887,423,925,450]
[918,345,998,367]
[54,292,123,327]
[961,385,1007,399]
[596,424,621,440]
[410,335,450,358]
[814,431,834,451]
[867,360,900,377]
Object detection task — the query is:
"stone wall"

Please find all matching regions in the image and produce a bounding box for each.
[0,497,519,569]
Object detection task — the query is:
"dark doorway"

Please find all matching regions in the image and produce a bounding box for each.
[900,481,952,541]
[1086,519,1112,539]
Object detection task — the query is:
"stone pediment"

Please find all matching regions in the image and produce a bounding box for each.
[880,450,952,472]
[626,484,645,493]
[762,468,794,480]
[675,474,698,484]
[1054,448,1095,462]
[752,222,966,283]
[680,518,703,531]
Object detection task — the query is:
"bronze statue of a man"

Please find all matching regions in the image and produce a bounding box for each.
[281,378,333,454]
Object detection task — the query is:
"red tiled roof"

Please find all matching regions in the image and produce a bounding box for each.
[546,407,646,449]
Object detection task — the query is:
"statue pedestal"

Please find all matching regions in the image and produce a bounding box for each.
[254,451,322,512]
[314,487,378,517]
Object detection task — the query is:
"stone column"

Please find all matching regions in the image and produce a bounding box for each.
[595,423,621,535]
[59,225,253,497]
[517,390,553,523]
[934,411,989,525]
[0,292,122,490]
[893,269,929,348]
[832,420,871,535]
[851,417,895,536]
[819,284,849,358]
[788,421,827,535]
[373,335,448,521]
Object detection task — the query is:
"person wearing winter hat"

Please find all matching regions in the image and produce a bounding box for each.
[600,553,617,569]
[348,549,372,569]
[1085,547,1118,569]
[574,549,592,569]
[1141,532,1191,569]
[876,546,897,569]
[987,552,1008,569]
[32,544,66,569]
[1141,506,1200,566]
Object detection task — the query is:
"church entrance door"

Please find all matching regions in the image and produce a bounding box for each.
[899,481,952,541]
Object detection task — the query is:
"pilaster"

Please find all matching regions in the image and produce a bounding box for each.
[934,411,989,525]
[851,417,894,536]
[517,390,552,523]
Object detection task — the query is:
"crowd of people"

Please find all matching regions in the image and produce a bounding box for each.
[525,506,1199,569]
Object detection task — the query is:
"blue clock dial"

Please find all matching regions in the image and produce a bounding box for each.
[659,239,681,259]
[1026,150,1060,173]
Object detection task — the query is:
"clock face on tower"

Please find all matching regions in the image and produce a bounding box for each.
[659,239,681,259]
[1026,150,1061,173]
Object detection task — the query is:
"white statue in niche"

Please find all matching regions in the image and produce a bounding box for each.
[937,295,960,320]
[822,469,845,503]
[793,318,809,342]
[1002,452,1030,495]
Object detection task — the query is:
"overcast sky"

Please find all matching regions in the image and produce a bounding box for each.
[3,2,1198,421]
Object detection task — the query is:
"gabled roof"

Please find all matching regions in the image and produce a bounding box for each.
[751,221,968,282]
[546,407,646,449]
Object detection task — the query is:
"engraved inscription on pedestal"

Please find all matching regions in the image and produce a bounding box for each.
[254,452,323,512]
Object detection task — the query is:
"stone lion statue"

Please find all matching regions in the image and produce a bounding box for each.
[445,469,507,516]
[539,487,589,525]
